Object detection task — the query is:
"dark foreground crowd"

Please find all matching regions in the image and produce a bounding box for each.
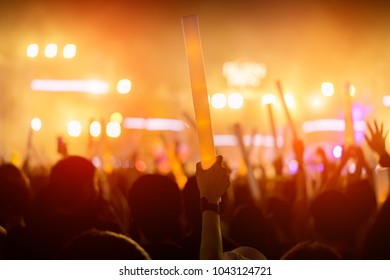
[1,120,390,260]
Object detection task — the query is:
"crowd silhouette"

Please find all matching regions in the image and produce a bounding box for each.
[1,120,390,260]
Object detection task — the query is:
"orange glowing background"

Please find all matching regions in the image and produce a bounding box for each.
[1,0,390,166]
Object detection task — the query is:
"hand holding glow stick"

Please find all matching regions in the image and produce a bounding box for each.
[182,15,216,169]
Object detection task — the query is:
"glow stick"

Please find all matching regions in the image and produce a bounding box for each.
[344,82,355,146]
[182,15,216,169]
[276,80,297,139]
[233,123,261,202]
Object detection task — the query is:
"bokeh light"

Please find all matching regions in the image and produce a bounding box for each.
[321,82,334,96]
[228,92,244,109]
[26,43,38,58]
[89,121,101,138]
[110,112,123,124]
[45,44,58,58]
[116,79,132,94]
[106,121,121,138]
[63,44,77,59]
[67,120,82,137]
[332,145,343,159]
[350,84,356,96]
[211,93,227,109]
[262,93,276,105]
[284,93,295,108]
[31,117,42,131]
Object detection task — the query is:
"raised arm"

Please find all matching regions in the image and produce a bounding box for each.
[196,155,231,260]
[365,120,390,167]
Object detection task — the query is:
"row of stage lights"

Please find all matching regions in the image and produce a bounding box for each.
[30,113,123,138]
[209,82,356,110]
[27,43,77,59]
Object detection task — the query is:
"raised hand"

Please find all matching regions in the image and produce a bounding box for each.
[196,155,230,203]
[365,120,388,156]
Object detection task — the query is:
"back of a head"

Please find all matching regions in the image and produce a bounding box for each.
[128,174,181,242]
[281,240,342,260]
[0,163,31,217]
[310,189,354,241]
[58,229,150,260]
[49,156,97,209]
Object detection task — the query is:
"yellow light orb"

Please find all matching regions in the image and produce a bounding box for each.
[110,112,123,124]
[262,93,276,105]
[321,82,334,96]
[116,79,132,94]
[211,93,226,109]
[63,44,77,59]
[106,122,121,138]
[26,43,39,58]
[228,92,244,109]
[89,121,101,138]
[45,44,58,58]
[31,117,42,131]
[350,84,356,96]
[67,120,82,137]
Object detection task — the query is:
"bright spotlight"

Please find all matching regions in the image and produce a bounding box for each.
[211,93,227,109]
[45,44,58,58]
[321,82,334,96]
[106,122,121,138]
[332,145,343,159]
[26,44,39,58]
[228,92,244,109]
[116,79,132,94]
[63,44,77,59]
[67,120,82,137]
[284,93,295,108]
[262,93,276,105]
[89,121,101,137]
[31,117,42,131]
[110,112,123,124]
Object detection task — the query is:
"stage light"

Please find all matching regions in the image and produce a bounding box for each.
[31,117,42,131]
[45,44,58,58]
[63,44,77,59]
[26,44,38,58]
[211,93,226,109]
[110,112,123,124]
[67,120,82,137]
[106,122,121,138]
[89,121,101,137]
[262,93,276,105]
[116,79,131,94]
[228,92,244,109]
[332,145,342,159]
[321,82,334,96]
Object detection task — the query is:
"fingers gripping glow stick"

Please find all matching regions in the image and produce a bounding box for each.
[182,15,216,169]
[276,80,297,139]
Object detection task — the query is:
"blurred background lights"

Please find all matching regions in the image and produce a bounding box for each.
[211,93,227,109]
[89,121,101,137]
[116,79,132,94]
[262,93,276,105]
[63,44,77,59]
[321,82,334,96]
[349,84,356,96]
[312,96,321,107]
[228,92,244,109]
[110,112,123,124]
[284,93,295,108]
[45,43,58,58]
[67,120,82,137]
[31,117,42,131]
[26,43,39,58]
[106,121,121,138]
[332,145,343,159]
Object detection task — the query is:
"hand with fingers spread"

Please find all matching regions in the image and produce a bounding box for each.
[365,120,389,157]
[365,120,390,167]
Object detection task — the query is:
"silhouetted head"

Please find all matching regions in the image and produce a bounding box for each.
[310,189,354,241]
[128,174,181,243]
[49,156,98,210]
[0,163,31,217]
[281,240,342,260]
[58,229,150,260]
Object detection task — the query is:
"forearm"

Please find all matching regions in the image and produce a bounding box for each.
[200,211,223,260]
